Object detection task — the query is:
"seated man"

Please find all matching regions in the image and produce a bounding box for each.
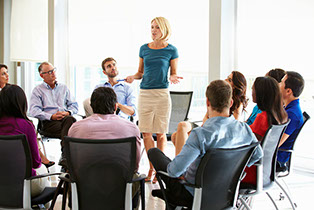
[148,80,263,208]
[277,71,304,171]
[68,87,141,204]
[83,57,136,120]
[29,62,78,166]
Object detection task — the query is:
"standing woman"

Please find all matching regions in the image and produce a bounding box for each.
[0,64,9,90]
[126,17,182,183]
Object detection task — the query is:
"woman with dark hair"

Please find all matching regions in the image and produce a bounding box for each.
[225,71,248,120]
[246,68,286,125]
[171,71,248,156]
[0,85,50,197]
[0,64,9,90]
[242,76,288,185]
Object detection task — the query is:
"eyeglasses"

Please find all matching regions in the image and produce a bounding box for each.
[41,68,56,75]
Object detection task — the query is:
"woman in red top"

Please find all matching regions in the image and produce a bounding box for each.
[242,76,288,185]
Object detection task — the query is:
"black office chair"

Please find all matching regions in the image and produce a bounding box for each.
[0,134,62,209]
[154,142,260,210]
[238,120,290,210]
[153,91,193,141]
[63,136,146,210]
[275,111,310,209]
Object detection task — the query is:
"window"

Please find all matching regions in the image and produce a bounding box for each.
[237,0,314,171]
[68,0,209,117]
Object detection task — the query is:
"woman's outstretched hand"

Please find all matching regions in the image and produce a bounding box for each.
[170,74,183,84]
[125,75,135,83]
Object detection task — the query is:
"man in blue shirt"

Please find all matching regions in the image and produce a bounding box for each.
[148,80,263,208]
[83,57,136,120]
[29,62,78,167]
[277,71,304,170]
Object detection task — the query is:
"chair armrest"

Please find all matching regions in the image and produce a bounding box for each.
[27,172,62,180]
[278,148,293,153]
[74,114,86,119]
[156,171,170,177]
[156,171,197,188]
[58,173,72,183]
[186,118,203,128]
[179,179,198,188]
[132,174,146,182]
[240,172,247,181]
[253,161,262,166]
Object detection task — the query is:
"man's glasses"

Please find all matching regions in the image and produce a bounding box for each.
[41,68,56,75]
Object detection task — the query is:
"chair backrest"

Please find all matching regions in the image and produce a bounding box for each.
[64,136,137,210]
[0,134,32,208]
[260,120,290,187]
[283,111,310,175]
[168,91,193,134]
[289,112,310,151]
[194,142,259,210]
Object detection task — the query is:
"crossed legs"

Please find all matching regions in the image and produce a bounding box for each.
[171,121,192,156]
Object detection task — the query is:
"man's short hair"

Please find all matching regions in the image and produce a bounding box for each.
[0,64,8,70]
[38,62,52,73]
[267,68,286,83]
[91,87,117,115]
[206,80,232,113]
[101,57,116,71]
[284,71,304,97]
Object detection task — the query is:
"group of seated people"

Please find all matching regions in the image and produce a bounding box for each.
[0,60,305,208]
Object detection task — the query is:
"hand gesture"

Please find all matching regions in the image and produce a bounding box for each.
[169,74,183,84]
[125,75,135,83]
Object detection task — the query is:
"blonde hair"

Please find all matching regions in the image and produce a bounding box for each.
[151,17,172,41]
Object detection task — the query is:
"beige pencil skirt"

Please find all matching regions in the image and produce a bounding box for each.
[138,89,171,134]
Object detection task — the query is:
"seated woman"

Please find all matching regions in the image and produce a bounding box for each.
[246,68,286,125]
[225,71,248,120]
[0,84,50,197]
[0,64,9,90]
[171,71,248,156]
[242,76,288,185]
[0,64,54,167]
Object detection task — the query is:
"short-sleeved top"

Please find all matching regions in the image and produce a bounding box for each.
[95,81,137,118]
[139,43,178,89]
[277,99,303,163]
[250,111,269,137]
[0,116,41,176]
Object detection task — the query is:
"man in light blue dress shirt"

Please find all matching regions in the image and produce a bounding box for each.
[148,80,263,208]
[83,57,136,120]
[29,62,78,167]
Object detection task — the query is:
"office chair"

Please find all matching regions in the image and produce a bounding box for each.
[153,143,260,210]
[238,120,290,210]
[275,111,310,209]
[63,136,146,210]
[153,91,193,141]
[0,134,62,209]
